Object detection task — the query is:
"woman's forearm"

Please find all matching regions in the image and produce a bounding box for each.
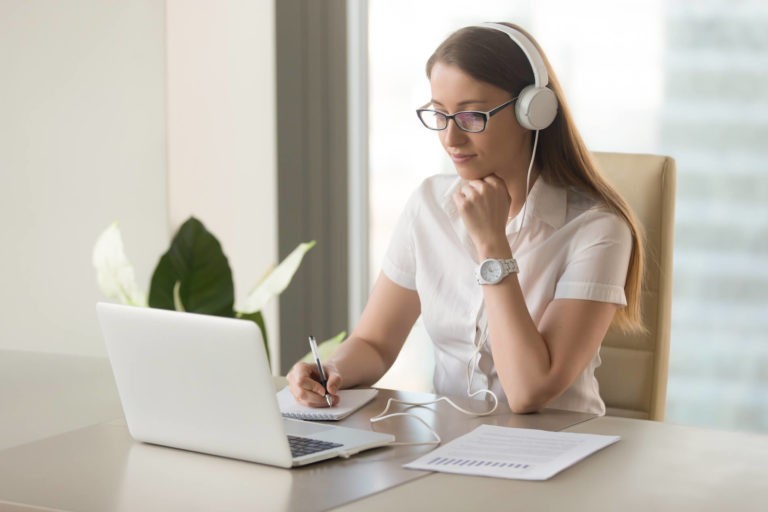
[483,274,554,411]
[328,334,396,388]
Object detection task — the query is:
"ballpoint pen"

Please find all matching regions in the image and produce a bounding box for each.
[308,335,333,407]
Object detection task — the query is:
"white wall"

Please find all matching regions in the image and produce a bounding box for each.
[165,1,279,368]
[0,0,278,359]
[0,0,168,356]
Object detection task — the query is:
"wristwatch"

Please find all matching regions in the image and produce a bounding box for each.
[475,258,519,285]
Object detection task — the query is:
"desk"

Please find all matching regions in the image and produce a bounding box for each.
[0,386,592,512]
[0,351,122,451]
[338,416,768,512]
[1,375,767,511]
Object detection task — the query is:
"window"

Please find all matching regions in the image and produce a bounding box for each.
[366,0,768,432]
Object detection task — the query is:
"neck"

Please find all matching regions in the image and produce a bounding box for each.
[505,131,539,218]
[506,167,538,219]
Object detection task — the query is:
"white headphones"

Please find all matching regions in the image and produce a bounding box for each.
[476,22,558,131]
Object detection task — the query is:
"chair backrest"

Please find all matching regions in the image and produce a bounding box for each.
[592,152,676,421]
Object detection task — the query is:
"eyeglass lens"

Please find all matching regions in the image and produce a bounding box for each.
[419,110,486,132]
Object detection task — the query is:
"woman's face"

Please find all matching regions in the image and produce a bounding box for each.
[428,62,530,182]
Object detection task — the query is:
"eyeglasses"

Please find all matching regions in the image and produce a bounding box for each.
[416,96,518,133]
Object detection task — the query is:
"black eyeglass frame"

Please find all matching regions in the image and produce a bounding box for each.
[415,96,519,133]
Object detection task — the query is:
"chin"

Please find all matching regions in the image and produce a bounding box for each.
[454,165,492,181]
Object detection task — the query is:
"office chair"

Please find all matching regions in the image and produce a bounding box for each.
[593,152,676,421]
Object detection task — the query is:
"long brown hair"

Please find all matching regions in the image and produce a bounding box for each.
[426,23,645,332]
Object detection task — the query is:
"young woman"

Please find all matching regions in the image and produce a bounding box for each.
[287,22,644,415]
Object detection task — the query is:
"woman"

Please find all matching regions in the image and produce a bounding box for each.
[288,22,644,415]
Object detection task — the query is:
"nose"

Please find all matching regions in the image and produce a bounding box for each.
[441,118,468,148]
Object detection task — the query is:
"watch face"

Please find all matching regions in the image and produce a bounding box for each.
[480,260,503,283]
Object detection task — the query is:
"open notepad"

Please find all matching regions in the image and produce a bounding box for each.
[276,387,379,421]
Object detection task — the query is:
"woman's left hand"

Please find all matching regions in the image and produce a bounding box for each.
[452,174,511,257]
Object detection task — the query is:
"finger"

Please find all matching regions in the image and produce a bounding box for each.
[487,176,511,198]
[302,373,330,398]
[296,393,329,408]
[286,362,313,386]
[453,189,467,208]
[326,372,342,395]
[291,382,331,407]
[461,183,479,198]
[483,174,504,187]
[466,179,487,194]
[287,363,333,406]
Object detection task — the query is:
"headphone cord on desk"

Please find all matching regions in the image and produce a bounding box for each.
[370,325,499,446]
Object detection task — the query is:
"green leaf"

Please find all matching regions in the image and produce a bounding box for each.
[92,222,147,306]
[299,331,346,364]
[238,241,316,313]
[237,310,270,361]
[149,217,234,317]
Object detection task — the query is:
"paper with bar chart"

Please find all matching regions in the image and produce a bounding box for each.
[404,424,619,480]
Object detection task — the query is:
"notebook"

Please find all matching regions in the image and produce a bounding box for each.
[96,303,394,468]
[277,387,378,420]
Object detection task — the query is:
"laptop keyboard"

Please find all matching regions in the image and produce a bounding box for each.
[287,435,343,457]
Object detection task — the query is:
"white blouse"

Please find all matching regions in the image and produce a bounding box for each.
[381,174,632,415]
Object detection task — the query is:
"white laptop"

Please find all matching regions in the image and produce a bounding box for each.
[96,302,394,468]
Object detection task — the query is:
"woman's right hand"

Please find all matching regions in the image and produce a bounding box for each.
[286,360,343,407]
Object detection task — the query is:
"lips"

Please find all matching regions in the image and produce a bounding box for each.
[449,153,475,163]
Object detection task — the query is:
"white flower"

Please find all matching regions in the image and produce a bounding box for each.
[92,222,147,306]
[238,241,315,313]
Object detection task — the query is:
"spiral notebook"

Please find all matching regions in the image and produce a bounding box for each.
[276,387,379,421]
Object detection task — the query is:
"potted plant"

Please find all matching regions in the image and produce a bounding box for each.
[93,216,342,361]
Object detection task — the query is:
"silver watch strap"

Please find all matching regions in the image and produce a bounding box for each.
[501,258,519,274]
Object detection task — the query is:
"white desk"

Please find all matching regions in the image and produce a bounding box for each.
[2,351,767,511]
[0,351,122,451]
[338,416,768,512]
[0,390,594,512]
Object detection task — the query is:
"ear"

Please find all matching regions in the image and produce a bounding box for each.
[515,85,557,130]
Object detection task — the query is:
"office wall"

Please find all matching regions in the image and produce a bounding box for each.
[166,1,279,367]
[0,0,278,360]
[0,0,168,356]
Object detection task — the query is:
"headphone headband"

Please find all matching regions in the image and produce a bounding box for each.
[476,22,549,88]
[474,22,557,130]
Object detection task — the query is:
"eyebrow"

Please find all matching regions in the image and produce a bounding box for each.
[429,99,488,109]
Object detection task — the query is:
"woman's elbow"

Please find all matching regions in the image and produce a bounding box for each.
[504,385,561,414]
[505,394,546,414]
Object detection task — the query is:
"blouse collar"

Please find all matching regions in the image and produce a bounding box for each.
[441,175,567,233]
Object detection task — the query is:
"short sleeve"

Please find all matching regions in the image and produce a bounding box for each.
[381,188,420,290]
[554,211,633,306]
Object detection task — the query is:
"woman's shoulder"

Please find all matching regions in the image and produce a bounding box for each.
[564,186,600,216]
[564,187,631,238]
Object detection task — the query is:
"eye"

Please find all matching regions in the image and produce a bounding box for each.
[419,110,447,130]
[454,112,485,132]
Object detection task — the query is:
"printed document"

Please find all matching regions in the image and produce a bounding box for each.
[404,424,618,480]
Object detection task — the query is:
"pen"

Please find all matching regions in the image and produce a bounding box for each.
[308,335,333,407]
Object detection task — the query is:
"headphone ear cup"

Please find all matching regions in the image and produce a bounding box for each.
[515,85,558,130]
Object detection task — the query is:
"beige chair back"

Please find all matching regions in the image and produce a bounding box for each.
[592,152,676,421]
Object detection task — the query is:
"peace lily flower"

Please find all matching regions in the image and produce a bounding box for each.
[238,241,316,314]
[92,222,147,306]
